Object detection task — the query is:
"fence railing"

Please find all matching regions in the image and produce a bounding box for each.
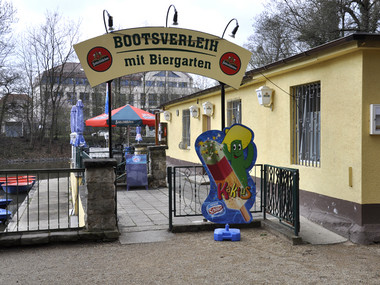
[264,164,300,235]
[77,147,150,183]
[168,164,300,235]
[0,168,85,234]
[167,164,264,230]
[168,166,209,230]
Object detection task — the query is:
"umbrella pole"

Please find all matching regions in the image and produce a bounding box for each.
[107,80,113,158]
[127,126,130,146]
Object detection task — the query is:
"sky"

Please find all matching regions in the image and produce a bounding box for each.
[12,0,266,47]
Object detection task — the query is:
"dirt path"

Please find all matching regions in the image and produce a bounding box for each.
[0,228,379,284]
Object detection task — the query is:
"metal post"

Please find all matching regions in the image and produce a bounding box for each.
[293,170,300,236]
[263,164,267,220]
[155,112,160,145]
[221,82,225,130]
[107,80,113,158]
[168,166,173,231]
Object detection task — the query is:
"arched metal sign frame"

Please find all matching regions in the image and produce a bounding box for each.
[74,27,252,157]
[74,27,251,89]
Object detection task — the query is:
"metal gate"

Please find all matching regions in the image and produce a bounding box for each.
[263,165,300,235]
[168,164,300,235]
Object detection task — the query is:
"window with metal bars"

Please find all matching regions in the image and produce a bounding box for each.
[180,109,191,149]
[227,99,241,126]
[292,82,321,167]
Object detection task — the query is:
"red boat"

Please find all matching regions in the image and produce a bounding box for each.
[0,176,36,183]
[1,178,36,194]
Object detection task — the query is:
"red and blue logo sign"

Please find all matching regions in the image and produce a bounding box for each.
[219,52,241,75]
[87,47,112,72]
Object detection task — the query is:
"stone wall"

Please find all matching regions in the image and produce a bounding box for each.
[148,145,168,188]
[84,159,118,232]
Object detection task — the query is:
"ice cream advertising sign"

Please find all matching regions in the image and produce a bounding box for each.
[74,27,252,89]
[195,124,257,224]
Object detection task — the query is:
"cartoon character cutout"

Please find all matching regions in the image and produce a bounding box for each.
[195,124,257,224]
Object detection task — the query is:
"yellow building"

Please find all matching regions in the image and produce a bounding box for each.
[161,33,380,244]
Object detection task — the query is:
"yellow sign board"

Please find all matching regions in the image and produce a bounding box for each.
[74,27,252,89]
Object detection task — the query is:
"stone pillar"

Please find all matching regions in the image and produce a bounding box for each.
[84,159,118,232]
[148,145,168,188]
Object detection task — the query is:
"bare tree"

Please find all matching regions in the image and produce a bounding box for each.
[18,10,80,150]
[341,0,380,32]
[246,0,380,67]
[245,11,302,68]
[0,70,21,131]
[17,42,44,148]
[0,0,18,136]
[191,74,217,91]
[0,0,16,68]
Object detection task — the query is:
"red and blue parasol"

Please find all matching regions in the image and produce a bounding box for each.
[85,104,155,127]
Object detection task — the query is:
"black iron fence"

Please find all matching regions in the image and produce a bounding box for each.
[168,164,300,235]
[167,166,209,230]
[264,164,300,235]
[0,168,85,233]
[167,164,264,231]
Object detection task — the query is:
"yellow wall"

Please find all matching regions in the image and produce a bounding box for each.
[233,51,363,204]
[362,49,380,203]
[163,93,222,162]
[162,45,380,205]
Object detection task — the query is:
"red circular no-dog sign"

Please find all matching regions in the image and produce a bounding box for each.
[219,52,241,75]
[87,47,112,72]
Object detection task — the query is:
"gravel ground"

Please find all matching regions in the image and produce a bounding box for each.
[1,228,379,284]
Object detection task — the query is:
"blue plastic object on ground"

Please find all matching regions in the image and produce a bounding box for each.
[125,154,148,190]
[214,224,241,241]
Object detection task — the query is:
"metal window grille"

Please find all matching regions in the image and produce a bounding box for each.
[181,109,190,149]
[227,100,241,126]
[292,82,321,167]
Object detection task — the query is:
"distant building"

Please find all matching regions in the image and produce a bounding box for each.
[0,94,29,137]
[35,62,199,118]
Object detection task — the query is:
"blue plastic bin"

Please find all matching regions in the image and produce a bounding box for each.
[125,154,148,190]
[214,224,241,241]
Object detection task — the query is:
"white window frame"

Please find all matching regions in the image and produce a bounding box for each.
[180,109,191,149]
[227,99,241,126]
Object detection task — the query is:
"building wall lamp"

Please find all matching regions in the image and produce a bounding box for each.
[163,111,172,122]
[256,85,274,111]
[189,105,199,118]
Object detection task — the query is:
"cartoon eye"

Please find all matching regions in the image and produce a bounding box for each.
[233,145,237,150]
[238,144,242,150]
